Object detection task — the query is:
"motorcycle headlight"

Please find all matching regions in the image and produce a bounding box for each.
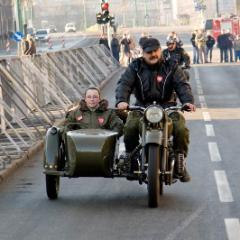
[145,106,163,123]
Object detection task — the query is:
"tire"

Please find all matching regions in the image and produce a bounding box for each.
[46,175,60,200]
[147,145,160,208]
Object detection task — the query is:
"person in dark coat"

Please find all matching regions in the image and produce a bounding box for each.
[217,30,229,62]
[115,38,196,182]
[190,31,199,64]
[110,34,120,62]
[99,34,110,50]
[226,30,234,62]
[206,34,215,62]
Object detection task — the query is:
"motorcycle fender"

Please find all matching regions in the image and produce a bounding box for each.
[44,127,61,169]
[145,130,162,145]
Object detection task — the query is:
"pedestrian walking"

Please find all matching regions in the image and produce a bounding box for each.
[206,33,215,62]
[21,37,29,55]
[190,31,199,64]
[110,34,120,62]
[195,29,207,63]
[25,34,36,55]
[226,30,234,62]
[120,33,131,66]
[217,30,229,63]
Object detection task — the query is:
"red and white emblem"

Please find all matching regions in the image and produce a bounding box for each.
[156,75,163,82]
[98,116,104,124]
[76,115,83,121]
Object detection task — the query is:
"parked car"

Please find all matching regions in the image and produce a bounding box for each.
[35,29,49,42]
[65,23,76,32]
[48,25,57,33]
[27,27,36,37]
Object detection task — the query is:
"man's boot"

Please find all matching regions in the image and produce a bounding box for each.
[125,152,139,181]
[176,152,191,182]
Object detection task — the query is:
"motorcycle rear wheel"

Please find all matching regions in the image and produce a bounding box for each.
[147,144,160,208]
[46,175,60,200]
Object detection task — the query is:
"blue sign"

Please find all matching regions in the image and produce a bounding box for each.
[10,32,24,42]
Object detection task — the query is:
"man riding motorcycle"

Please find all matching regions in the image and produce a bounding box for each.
[115,38,196,182]
[163,37,190,74]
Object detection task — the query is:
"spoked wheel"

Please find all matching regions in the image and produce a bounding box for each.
[147,144,160,208]
[46,175,60,200]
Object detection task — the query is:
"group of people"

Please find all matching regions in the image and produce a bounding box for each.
[191,29,215,64]
[191,29,240,64]
[217,30,240,63]
[65,36,196,182]
[21,34,36,56]
[99,33,138,66]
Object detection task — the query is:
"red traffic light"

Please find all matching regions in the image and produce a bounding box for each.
[101,2,109,11]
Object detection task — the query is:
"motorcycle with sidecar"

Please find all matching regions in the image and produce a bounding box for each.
[43,104,189,208]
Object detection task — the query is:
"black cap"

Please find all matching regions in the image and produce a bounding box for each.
[142,38,161,52]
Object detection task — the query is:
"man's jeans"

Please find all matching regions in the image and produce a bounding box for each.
[206,47,213,62]
[220,48,228,62]
[192,46,199,64]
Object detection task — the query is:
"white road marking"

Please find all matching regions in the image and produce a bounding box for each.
[205,124,215,137]
[163,204,206,240]
[208,142,221,162]
[199,95,207,108]
[202,112,211,121]
[194,67,200,80]
[225,219,240,240]
[214,170,234,202]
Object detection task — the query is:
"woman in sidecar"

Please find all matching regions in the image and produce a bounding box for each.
[44,87,123,199]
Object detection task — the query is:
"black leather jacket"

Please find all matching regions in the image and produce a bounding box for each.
[115,58,194,107]
[162,47,190,67]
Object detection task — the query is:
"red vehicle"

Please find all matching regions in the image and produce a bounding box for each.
[205,17,240,39]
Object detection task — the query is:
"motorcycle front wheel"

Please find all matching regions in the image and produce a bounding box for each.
[147,144,160,208]
[46,175,60,200]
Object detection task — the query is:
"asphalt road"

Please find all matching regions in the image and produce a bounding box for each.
[0,58,240,240]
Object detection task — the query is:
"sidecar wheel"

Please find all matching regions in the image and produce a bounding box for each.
[147,145,160,208]
[46,175,60,200]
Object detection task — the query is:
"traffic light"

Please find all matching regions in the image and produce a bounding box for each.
[96,1,112,25]
[101,1,109,19]
[101,1,109,11]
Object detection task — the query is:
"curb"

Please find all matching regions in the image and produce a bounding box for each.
[0,140,44,184]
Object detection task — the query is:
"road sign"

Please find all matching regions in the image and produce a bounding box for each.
[10,32,24,42]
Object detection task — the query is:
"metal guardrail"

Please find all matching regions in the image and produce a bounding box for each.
[0,44,120,170]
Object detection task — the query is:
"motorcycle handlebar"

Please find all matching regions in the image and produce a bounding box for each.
[126,105,185,112]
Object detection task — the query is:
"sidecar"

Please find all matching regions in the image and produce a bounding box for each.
[43,126,119,199]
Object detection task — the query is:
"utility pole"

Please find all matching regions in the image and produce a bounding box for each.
[144,0,148,27]
[134,0,138,27]
[83,0,87,30]
[122,0,126,27]
[216,0,219,17]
